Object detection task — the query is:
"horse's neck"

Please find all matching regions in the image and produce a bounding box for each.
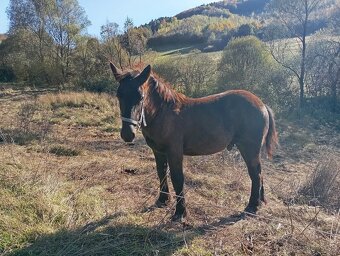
[143,82,162,119]
[143,79,178,122]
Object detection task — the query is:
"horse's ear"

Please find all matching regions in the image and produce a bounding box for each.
[136,65,151,86]
[110,62,123,81]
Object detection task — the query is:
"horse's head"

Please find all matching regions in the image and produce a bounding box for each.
[110,63,151,143]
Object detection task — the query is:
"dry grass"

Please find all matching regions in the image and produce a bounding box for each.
[0,90,339,255]
[298,156,340,211]
[38,92,116,111]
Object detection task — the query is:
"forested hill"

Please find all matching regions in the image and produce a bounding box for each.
[175,0,271,20]
[146,0,270,35]
[146,0,335,52]
[146,0,270,51]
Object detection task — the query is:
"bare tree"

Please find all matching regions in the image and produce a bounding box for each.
[267,0,324,112]
[306,36,340,112]
[100,21,127,69]
[133,27,151,64]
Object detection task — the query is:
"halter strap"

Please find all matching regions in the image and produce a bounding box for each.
[120,98,147,128]
[121,117,139,126]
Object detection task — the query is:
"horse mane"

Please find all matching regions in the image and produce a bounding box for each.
[144,73,189,116]
[118,67,190,116]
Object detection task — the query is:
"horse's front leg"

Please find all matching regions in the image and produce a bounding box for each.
[153,150,170,207]
[167,148,186,222]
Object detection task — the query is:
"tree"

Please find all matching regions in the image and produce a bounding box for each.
[306,36,340,112]
[307,0,340,112]
[100,21,128,69]
[153,51,217,97]
[7,0,90,85]
[7,0,54,84]
[73,35,100,81]
[218,36,292,111]
[129,27,151,64]
[121,17,135,67]
[0,37,16,82]
[176,52,216,96]
[120,17,151,67]
[267,0,324,112]
[44,0,90,83]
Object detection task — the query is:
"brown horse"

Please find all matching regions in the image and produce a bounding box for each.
[110,63,278,222]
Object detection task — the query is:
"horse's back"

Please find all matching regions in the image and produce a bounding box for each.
[181,90,269,155]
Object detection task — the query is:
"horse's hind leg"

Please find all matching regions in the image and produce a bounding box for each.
[245,156,264,215]
[153,151,170,207]
[237,144,265,215]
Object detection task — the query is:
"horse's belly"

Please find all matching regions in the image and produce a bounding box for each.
[183,136,229,156]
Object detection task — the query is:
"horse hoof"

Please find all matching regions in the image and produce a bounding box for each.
[171,214,186,223]
[155,199,169,208]
[241,208,257,218]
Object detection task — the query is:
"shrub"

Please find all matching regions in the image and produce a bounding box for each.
[218,36,294,113]
[298,156,340,211]
[0,66,15,82]
[0,101,52,145]
[80,78,118,93]
[153,52,217,97]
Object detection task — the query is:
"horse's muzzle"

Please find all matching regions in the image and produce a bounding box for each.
[120,124,136,143]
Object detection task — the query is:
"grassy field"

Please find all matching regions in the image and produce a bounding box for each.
[0,89,339,255]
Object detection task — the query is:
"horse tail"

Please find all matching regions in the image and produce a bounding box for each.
[265,105,278,159]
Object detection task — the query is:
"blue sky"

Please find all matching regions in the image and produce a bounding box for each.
[0,0,214,36]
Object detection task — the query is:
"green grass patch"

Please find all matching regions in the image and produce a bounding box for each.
[49,145,80,157]
[0,129,40,145]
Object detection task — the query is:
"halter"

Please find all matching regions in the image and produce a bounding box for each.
[120,96,147,128]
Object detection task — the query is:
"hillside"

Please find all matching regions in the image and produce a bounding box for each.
[175,0,271,20]
[146,0,337,52]
[146,0,266,51]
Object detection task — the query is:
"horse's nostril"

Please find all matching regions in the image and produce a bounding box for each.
[121,130,135,143]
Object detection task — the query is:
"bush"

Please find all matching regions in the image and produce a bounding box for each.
[0,66,15,82]
[80,78,118,93]
[0,101,52,145]
[153,52,217,97]
[218,36,294,113]
[298,157,340,211]
[234,24,256,37]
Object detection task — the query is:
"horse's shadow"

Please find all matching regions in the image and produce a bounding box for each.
[194,213,244,234]
[8,212,243,256]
